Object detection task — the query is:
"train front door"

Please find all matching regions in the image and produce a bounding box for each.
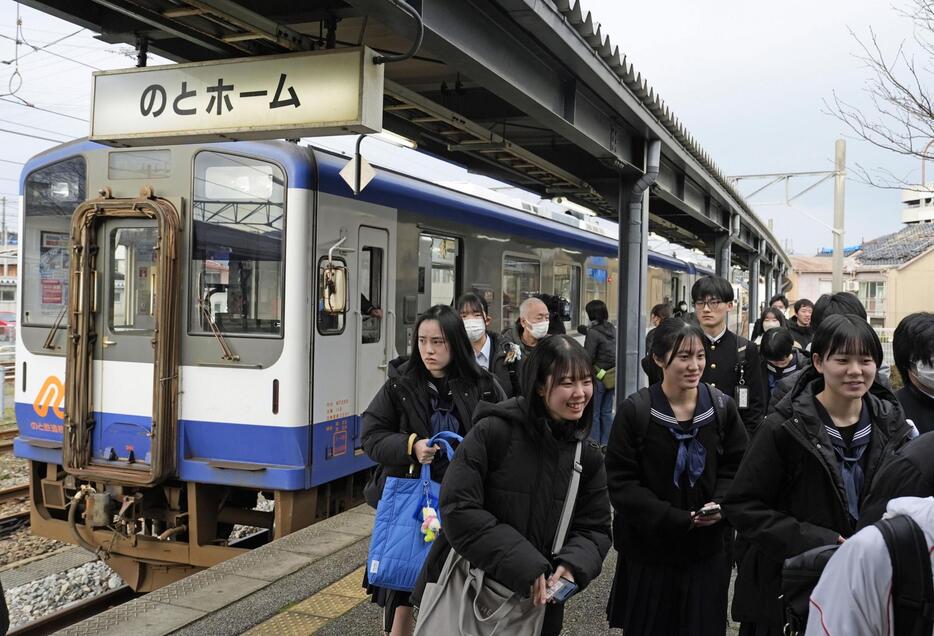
[94,219,159,470]
[63,193,181,486]
[355,225,392,417]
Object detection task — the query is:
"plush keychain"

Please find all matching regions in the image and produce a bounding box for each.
[420,506,441,543]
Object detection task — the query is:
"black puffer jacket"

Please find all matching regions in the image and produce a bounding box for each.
[413,398,612,634]
[723,367,912,626]
[584,321,616,371]
[786,316,813,350]
[361,362,506,505]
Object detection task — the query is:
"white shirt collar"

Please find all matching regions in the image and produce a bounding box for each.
[705,327,728,343]
[475,334,492,369]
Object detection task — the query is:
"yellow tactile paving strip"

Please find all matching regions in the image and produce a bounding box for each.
[244,566,369,635]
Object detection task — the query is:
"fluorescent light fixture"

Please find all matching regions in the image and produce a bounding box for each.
[552,197,597,217]
[372,130,417,149]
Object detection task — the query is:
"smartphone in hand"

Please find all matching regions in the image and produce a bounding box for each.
[545,576,579,604]
[695,503,721,518]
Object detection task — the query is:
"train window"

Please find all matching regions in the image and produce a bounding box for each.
[553,264,581,325]
[190,152,285,337]
[583,264,609,309]
[108,150,171,179]
[417,233,459,313]
[502,255,541,331]
[109,227,157,333]
[360,246,383,344]
[317,256,346,335]
[22,156,86,326]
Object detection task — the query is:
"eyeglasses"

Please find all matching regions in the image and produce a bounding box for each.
[694,299,723,310]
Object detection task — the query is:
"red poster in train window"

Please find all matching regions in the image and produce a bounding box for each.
[41,279,62,304]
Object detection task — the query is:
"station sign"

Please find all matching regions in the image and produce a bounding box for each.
[90,47,384,146]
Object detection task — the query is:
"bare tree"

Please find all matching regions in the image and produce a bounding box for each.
[829,0,934,188]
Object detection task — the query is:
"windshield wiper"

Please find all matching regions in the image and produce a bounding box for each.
[198,298,239,361]
[42,306,67,351]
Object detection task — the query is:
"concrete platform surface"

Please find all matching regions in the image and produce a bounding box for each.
[60,505,375,636]
[0,547,96,589]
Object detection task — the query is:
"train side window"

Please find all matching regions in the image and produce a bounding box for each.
[553,263,581,325]
[317,256,346,335]
[583,263,609,308]
[502,255,541,331]
[22,156,86,327]
[360,246,383,344]
[190,152,285,337]
[418,233,459,313]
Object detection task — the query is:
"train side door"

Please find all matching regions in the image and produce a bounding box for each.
[355,226,391,415]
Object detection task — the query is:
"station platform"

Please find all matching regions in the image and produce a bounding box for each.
[61,504,738,635]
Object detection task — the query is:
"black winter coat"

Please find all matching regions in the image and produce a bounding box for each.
[896,382,934,435]
[605,384,748,564]
[485,330,518,398]
[723,367,912,626]
[413,398,612,634]
[499,325,534,396]
[857,431,934,528]
[361,363,506,505]
[786,316,813,350]
[584,322,616,370]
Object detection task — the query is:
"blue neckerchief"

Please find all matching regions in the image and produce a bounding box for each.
[427,380,460,436]
[821,402,871,523]
[649,384,717,488]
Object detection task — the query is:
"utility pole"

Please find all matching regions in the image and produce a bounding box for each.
[832,139,846,292]
[2,196,6,277]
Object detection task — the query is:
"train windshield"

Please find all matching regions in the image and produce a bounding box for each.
[22,156,86,326]
[191,151,285,336]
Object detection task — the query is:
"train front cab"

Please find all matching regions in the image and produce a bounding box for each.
[14,140,376,591]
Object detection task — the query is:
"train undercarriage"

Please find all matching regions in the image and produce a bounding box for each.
[28,460,368,591]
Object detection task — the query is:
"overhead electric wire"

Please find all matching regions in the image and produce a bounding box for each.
[0,33,101,70]
[0,28,84,64]
[0,127,67,143]
[0,158,23,165]
[0,97,87,122]
[0,116,74,138]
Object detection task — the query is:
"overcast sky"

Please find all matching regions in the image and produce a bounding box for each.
[585,0,921,254]
[0,0,923,255]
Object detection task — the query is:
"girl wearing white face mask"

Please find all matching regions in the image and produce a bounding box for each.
[753,307,802,350]
[457,293,515,397]
[892,311,934,434]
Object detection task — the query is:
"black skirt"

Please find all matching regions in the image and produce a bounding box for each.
[362,569,412,632]
[607,550,730,636]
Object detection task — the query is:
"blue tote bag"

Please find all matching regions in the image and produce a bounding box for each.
[367,431,462,592]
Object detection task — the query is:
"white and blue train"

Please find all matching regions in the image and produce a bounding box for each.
[14,138,713,589]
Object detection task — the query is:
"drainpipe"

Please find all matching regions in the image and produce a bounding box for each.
[618,139,661,402]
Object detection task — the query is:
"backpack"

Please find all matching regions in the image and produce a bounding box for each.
[781,514,934,636]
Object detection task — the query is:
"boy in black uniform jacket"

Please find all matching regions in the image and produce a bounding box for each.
[691,276,765,436]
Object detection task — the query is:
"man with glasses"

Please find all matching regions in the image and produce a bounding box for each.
[691,275,766,435]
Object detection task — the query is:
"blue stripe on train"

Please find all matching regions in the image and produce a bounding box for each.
[13,402,374,491]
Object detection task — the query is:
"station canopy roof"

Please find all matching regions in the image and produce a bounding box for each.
[24,0,790,271]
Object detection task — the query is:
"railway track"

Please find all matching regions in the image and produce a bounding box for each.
[0,482,28,503]
[0,428,16,454]
[7,585,138,635]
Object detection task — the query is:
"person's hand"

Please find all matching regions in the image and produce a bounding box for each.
[546,565,575,604]
[369,307,384,319]
[413,439,440,464]
[691,501,722,528]
[531,574,547,607]
[837,535,846,544]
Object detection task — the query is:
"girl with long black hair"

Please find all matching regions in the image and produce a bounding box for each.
[605,317,748,635]
[361,304,505,635]
[412,335,611,636]
[724,314,913,635]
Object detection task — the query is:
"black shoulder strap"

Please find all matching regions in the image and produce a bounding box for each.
[707,384,729,453]
[876,515,934,636]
